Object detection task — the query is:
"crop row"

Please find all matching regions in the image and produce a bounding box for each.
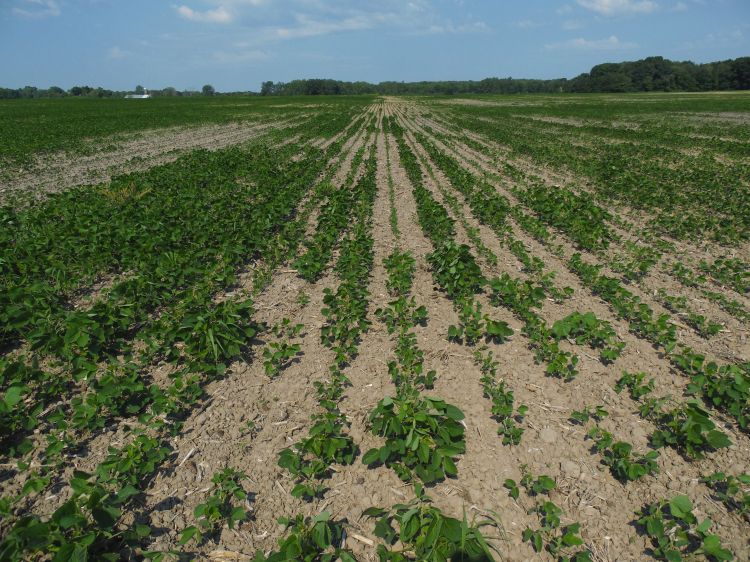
[443,105,750,243]
[0,111,368,559]
[418,108,748,335]
[390,114,595,560]
[570,254,750,433]
[401,124,622,381]
[410,112,750,422]
[390,105,745,560]
[407,108,749,443]
[294,123,375,281]
[0,114,367,464]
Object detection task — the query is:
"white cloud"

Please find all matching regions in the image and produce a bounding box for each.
[273,14,375,39]
[562,19,585,30]
[107,46,130,59]
[176,5,233,23]
[576,0,658,15]
[514,19,542,29]
[219,0,265,4]
[705,28,744,44]
[545,34,638,50]
[12,0,60,18]
[259,4,487,40]
[456,21,488,33]
[172,1,486,38]
[557,4,574,14]
[211,49,269,63]
[420,21,488,35]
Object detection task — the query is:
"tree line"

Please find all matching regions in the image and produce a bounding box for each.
[260,57,750,96]
[0,84,220,100]
[569,56,750,92]
[2,56,748,99]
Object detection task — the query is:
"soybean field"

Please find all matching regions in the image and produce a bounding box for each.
[0,92,749,561]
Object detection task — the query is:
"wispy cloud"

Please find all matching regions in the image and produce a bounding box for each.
[220,0,266,5]
[562,19,585,30]
[107,46,130,59]
[171,1,487,39]
[576,0,658,15]
[273,13,376,39]
[210,49,269,63]
[514,19,543,29]
[677,26,745,51]
[176,5,233,24]
[419,21,488,35]
[545,34,638,50]
[12,0,61,18]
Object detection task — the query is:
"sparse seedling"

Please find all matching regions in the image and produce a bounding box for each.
[615,371,655,401]
[254,511,356,561]
[296,290,311,307]
[570,405,609,425]
[586,426,659,482]
[701,472,750,521]
[180,467,249,544]
[636,495,733,561]
[647,400,731,460]
[263,319,304,377]
[364,484,498,562]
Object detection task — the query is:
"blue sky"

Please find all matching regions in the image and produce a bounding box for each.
[1,0,748,91]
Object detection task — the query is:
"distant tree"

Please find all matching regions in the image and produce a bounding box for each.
[0,88,21,99]
[3,55,749,101]
[90,87,113,98]
[69,85,93,96]
[731,57,750,89]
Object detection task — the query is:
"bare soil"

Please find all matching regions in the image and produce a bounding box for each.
[0,115,305,204]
